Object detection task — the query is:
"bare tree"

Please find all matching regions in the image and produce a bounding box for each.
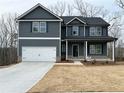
[74,0,103,17]
[116,0,124,9]
[0,13,18,65]
[48,1,66,16]
[107,12,122,39]
[66,4,74,16]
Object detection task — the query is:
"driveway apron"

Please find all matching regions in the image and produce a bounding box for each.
[0,62,54,93]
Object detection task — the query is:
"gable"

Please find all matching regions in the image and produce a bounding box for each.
[21,6,58,19]
[17,4,62,21]
[66,17,86,25]
[69,19,84,25]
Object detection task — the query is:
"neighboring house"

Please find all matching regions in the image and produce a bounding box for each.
[17,3,117,62]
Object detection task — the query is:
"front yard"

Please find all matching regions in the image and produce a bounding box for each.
[28,62,124,92]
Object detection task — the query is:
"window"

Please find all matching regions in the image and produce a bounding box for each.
[39,22,46,33]
[90,27,96,36]
[32,22,46,33]
[90,27,102,36]
[89,44,102,54]
[96,27,102,36]
[72,26,79,36]
[32,22,39,32]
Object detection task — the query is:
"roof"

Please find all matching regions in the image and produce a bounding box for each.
[60,16,110,26]
[63,36,117,42]
[17,3,62,21]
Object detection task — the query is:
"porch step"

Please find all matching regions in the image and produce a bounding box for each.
[74,61,82,65]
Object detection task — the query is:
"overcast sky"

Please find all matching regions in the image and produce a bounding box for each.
[0,0,120,15]
[0,0,123,40]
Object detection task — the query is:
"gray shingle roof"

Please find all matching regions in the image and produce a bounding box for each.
[63,36,117,42]
[60,16,110,26]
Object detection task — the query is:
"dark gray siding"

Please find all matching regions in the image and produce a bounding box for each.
[19,21,60,37]
[61,26,66,39]
[85,26,89,36]
[66,19,85,37]
[65,25,108,37]
[20,6,58,20]
[102,26,108,36]
[19,39,60,57]
[67,26,85,36]
[61,41,107,59]
[68,42,84,56]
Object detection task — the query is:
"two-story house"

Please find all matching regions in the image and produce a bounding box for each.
[17,3,117,62]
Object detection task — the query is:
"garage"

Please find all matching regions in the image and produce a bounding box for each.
[22,47,56,62]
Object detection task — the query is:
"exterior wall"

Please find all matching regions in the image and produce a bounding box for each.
[68,42,84,57]
[61,26,66,39]
[19,21,60,37]
[20,6,58,20]
[19,39,60,59]
[65,25,108,37]
[67,26,85,36]
[102,26,108,36]
[18,5,62,61]
[61,41,107,59]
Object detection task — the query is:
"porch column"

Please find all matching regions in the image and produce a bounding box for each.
[107,42,108,56]
[66,40,68,60]
[84,25,85,37]
[112,41,115,62]
[85,41,88,59]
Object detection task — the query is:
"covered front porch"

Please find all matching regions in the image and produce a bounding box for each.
[62,37,117,62]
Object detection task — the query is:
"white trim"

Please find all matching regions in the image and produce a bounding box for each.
[85,41,88,59]
[17,3,62,21]
[72,44,79,57]
[17,21,19,57]
[107,42,108,56]
[17,20,62,22]
[84,25,85,37]
[112,41,115,61]
[59,21,61,57]
[66,40,68,60]
[66,17,86,25]
[19,37,60,40]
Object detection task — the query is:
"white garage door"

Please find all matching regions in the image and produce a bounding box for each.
[22,47,56,62]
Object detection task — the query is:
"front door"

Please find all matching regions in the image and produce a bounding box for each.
[72,44,79,57]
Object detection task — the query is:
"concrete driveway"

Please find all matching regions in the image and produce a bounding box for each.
[0,62,54,93]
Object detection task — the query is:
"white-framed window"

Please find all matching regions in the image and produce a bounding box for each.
[89,44,102,54]
[72,26,79,36]
[32,22,47,33]
[90,27,102,36]
[32,22,39,32]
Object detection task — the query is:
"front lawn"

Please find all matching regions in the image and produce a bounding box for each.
[28,62,124,92]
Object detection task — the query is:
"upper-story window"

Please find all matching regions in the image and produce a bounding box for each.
[90,27,102,36]
[32,22,47,33]
[72,26,79,36]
